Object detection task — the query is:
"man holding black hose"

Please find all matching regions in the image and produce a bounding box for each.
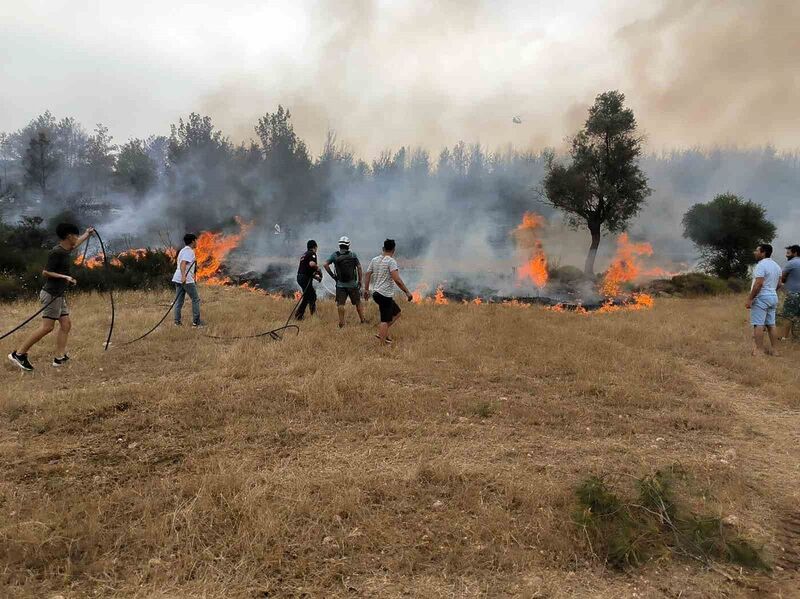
[363,239,413,345]
[296,239,322,320]
[8,222,94,371]
[172,233,204,327]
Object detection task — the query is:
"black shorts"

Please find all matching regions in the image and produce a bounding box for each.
[336,287,361,306]
[373,292,401,323]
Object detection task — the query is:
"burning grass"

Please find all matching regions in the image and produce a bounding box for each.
[1,290,799,597]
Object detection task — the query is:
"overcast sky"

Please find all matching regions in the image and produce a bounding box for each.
[1,0,798,157]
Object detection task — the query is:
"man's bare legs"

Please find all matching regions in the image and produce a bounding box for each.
[17,319,56,355]
[338,302,366,327]
[765,325,779,356]
[377,313,400,344]
[753,324,779,356]
[55,315,71,356]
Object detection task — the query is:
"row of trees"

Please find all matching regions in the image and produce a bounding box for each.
[0,93,792,278]
[0,107,545,234]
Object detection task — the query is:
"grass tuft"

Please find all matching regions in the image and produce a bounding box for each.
[575,470,769,571]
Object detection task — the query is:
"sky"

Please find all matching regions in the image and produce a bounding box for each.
[1,0,798,157]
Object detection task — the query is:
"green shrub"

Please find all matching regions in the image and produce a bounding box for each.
[574,470,768,570]
[647,273,747,297]
[550,265,588,285]
[0,248,174,302]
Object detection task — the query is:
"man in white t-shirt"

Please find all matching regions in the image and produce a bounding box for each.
[363,239,413,344]
[745,243,783,355]
[172,233,203,327]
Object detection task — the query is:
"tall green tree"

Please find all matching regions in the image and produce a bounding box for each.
[542,91,650,275]
[23,132,59,200]
[115,138,156,196]
[84,124,117,195]
[682,193,776,279]
[255,106,314,220]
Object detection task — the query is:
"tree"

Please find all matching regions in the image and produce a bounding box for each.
[255,106,314,220]
[542,91,650,275]
[682,193,776,279]
[84,124,117,195]
[115,138,156,196]
[23,131,59,199]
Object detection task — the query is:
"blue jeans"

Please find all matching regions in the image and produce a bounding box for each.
[174,283,201,324]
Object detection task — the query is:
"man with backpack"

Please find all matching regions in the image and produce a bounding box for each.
[324,236,366,328]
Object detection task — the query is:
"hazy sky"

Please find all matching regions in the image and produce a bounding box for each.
[1,0,798,157]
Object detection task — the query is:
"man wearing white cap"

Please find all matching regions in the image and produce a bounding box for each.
[324,236,366,328]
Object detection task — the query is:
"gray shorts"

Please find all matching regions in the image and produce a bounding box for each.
[40,290,69,320]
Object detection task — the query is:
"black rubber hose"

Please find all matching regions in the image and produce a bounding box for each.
[92,229,115,351]
[281,275,315,336]
[2,233,95,342]
[119,260,196,347]
[199,278,312,341]
[202,324,300,341]
[0,293,61,342]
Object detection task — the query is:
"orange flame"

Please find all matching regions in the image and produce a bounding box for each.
[502,299,532,309]
[434,285,449,305]
[473,297,483,306]
[513,212,549,289]
[195,217,253,284]
[600,233,653,298]
[294,291,302,301]
[411,282,430,304]
[75,248,153,269]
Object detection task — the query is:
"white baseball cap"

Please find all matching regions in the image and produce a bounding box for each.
[338,236,351,246]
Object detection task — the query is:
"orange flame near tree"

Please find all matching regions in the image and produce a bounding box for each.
[600,233,653,298]
[513,212,548,289]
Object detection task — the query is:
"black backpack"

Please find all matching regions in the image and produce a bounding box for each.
[334,251,358,284]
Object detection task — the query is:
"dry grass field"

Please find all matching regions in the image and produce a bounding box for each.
[1,288,799,598]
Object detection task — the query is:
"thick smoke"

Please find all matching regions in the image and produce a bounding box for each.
[2,0,799,297]
[6,1,798,155]
[616,0,800,150]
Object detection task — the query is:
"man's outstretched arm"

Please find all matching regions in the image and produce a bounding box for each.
[391,270,413,301]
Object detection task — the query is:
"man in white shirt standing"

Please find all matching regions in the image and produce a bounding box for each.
[172,233,204,327]
[363,239,413,345]
[745,243,783,355]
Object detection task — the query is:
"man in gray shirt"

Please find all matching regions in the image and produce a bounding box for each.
[781,244,800,329]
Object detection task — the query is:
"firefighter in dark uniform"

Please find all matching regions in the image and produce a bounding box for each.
[296,239,322,320]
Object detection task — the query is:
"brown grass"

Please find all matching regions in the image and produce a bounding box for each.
[1,289,799,598]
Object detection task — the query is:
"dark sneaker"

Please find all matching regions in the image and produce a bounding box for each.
[52,355,70,367]
[174,321,182,326]
[191,320,206,328]
[374,334,393,344]
[8,352,34,372]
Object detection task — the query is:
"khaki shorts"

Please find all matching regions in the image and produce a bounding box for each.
[336,287,361,306]
[40,290,69,320]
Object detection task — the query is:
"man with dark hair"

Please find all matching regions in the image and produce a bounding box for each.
[8,222,94,371]
[363,239,413,345]
[296,239,322,320]
[172,233,203,327]
[324,236,365,328]
[780,244,800,332]
[746,243,782,355]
